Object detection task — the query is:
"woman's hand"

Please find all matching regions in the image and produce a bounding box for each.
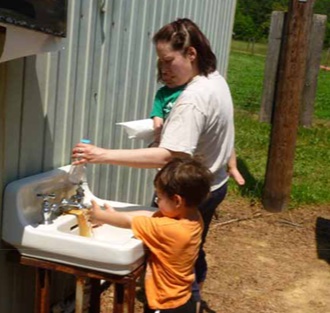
[72,143,107,165]
[72,141,174,168]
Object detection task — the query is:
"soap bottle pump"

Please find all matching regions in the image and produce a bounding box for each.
[69,138,91,185]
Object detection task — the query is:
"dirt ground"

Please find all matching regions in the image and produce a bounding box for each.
[101,196,330,313]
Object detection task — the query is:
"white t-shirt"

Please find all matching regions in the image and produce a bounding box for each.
[159,71,234,191]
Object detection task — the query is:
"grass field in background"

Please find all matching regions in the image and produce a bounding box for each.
[231,39,330,66]
[315,69,330,120]
[227,46,330,207]
[230,39,269,56]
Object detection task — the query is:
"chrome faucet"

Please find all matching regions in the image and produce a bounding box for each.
[51,184,87,215]
[37,184,88,224]
[69,183,85,205]
[51,198,86,215]
[37,193,56,225]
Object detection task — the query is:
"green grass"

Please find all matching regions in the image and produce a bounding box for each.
[227,47,330,207]
[230,40,330,119]
[315,69,330,120]
[231,40,269,56]
[320,48,330,67]
[227,51,265,113]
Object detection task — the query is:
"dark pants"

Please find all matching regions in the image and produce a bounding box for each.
[192,183,228,301]
[144,296,196,313]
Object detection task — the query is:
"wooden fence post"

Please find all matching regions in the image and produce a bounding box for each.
[300,14,327,126]
[260,11,326,126]
[260,11,285,123]
[262,0,315,212]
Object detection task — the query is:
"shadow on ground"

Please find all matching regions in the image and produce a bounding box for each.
[315,217,330,264]
[201,300,216,313]
[236,158,263,200]
[137,287,217,312]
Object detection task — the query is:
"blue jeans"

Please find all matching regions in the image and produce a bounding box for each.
[192,183,228,301]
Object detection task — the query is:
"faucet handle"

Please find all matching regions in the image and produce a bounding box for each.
[37,193,56,201]
[76,185,85,196]
[71,184,85,203]
[37,193,56,225]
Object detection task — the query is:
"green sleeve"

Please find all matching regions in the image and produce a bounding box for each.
[150,87,165,118]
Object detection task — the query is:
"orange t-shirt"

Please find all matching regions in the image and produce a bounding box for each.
[132,212,203,309]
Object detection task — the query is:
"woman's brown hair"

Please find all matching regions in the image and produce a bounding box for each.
[153,18,217,76]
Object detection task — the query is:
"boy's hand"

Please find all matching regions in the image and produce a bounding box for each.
[90,200,132,229]
[103,203,115,213]
[89,200,115,225]
[89,200,102,225]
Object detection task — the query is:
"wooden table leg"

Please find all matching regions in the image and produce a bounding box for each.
[76,277,90,313]
[89,278,101,313]
[21,256,145,313]
[113,283,124,313]
[126,280,137,313]
[35,268,51,313]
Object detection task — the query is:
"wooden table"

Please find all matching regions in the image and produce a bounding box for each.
[20,256,145,313]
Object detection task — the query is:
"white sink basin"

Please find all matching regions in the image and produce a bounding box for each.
[2,165,153,275]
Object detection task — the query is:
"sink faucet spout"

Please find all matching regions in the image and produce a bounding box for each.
[51,198,86,215]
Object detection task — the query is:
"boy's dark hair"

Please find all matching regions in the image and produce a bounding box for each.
[153,18,217,76]
[154,156,213,207]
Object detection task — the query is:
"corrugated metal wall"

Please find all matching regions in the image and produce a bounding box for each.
[0,0,237,311]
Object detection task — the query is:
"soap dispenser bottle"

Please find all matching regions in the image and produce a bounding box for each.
[69,138,91,185]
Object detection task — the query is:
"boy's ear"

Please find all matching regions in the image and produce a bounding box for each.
[173,194,184,208]
[186,47,197,61]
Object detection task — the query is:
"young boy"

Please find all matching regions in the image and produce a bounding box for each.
[148,60,185,146]
[89,156,213,313]
[149,82,186,145]
[149,61,245,186]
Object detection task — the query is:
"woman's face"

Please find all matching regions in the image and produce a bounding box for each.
[156,41,197,88]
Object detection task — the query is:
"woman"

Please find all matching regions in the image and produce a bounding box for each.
[72,18,234,310]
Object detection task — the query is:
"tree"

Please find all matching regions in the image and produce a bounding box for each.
[234,0,329,47]
[314,0,330,47]
[233,5,257,40]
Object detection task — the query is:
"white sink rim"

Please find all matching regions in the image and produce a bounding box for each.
[2,165,153,275]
